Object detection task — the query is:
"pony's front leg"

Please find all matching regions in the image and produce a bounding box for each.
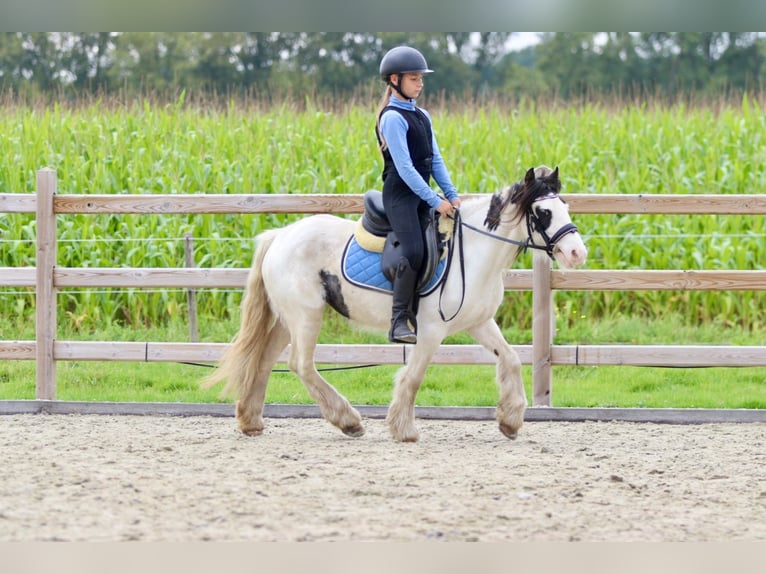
[468,319,527,439]
[386,339,438,442]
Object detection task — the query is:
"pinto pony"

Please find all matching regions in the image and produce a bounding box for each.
[203,166,587,441]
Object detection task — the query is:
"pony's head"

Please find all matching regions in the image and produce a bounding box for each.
[484,166,587,269]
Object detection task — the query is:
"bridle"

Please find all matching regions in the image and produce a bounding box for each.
[463,193,578,260]
[437,193,578,322]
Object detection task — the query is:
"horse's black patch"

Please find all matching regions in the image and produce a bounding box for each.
[532,206,553,232]
[484,190,512,231]
[319,270,350,318]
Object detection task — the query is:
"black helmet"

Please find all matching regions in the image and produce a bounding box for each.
[379,46,433,81]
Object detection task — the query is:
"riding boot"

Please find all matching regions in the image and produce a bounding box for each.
[389,257,419,344]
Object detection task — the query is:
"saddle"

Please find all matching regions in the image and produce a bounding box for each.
[356,190,452,292]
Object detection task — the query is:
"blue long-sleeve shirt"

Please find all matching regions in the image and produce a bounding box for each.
[379,96,458,209]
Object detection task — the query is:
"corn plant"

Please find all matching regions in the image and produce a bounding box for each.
[0,96,764,336]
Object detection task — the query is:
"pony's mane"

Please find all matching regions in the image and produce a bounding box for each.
[481,166,561,231]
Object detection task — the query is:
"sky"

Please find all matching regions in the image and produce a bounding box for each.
[506,32,543,51]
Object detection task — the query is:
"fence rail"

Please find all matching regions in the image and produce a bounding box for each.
[2,341,763,368]
[5,191,766,215]
[1,168,765,406]
[6,267,766,291]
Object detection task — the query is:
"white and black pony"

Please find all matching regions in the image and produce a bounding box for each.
[204,166,587,441]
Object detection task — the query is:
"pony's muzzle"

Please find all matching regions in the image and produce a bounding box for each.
[553,233,588,268]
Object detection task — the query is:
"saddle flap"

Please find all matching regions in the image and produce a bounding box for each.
[341,235,448,297]
[381,209,444,291]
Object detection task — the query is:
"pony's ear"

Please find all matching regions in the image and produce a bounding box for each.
[524,167,536,186]
[551,166,559,181]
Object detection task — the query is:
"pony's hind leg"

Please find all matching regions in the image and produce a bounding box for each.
[236,320,290,436]
[287,323,365,437]
[468,319,527,439]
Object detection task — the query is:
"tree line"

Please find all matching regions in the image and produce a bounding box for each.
[1,32,763,102]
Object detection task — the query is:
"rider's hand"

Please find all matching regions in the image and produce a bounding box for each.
[451,197,462,210]
[436,199,454,217]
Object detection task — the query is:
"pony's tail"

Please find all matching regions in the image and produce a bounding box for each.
[201,229,279,398]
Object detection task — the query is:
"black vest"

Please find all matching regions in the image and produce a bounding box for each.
[376,106,434,188]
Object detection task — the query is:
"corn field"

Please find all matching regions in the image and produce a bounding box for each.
[1,96,765,334]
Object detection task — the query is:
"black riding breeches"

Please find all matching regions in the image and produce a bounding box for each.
[382,188,430,273]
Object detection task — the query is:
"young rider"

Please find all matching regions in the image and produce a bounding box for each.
[375,45,462,344]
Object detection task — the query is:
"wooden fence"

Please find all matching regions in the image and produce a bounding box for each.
[1,168,766,407]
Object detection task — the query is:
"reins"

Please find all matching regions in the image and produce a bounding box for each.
[460,218,550,254]
[436,199,579,323]
[437,210,466,321]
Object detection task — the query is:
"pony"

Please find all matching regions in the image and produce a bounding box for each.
[203,166,587,442]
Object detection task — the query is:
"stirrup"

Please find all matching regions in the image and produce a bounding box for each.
[389,330,417,344]
[389,317,417,344]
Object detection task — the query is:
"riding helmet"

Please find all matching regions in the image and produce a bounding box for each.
[379,46,433,81]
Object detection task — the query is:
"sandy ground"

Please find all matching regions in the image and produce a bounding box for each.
[0,413,764,542]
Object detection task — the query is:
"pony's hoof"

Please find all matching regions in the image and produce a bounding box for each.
[240,427,264,437]
[390,429,420,442]
[499,422,519,440]
[342,424,365,438]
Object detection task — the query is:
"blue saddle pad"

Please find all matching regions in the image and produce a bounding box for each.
[341,237,446,296]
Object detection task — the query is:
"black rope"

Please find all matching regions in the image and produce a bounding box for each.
[177,361,383,372]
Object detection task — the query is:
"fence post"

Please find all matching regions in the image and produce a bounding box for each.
[532,253,553,406]
[36,168,57,400]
